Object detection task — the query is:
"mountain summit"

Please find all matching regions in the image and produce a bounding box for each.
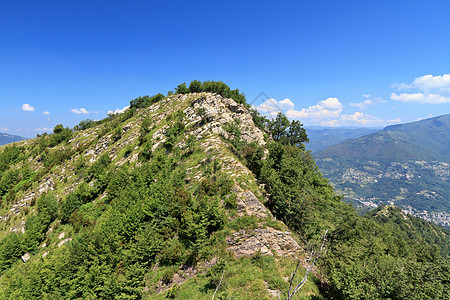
[0,82,448,299]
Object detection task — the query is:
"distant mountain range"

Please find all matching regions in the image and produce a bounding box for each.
[0,133,26,146]
[305,127,381,152]
[315,114,450,227]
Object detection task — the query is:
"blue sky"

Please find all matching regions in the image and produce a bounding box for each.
[1,0,450,138]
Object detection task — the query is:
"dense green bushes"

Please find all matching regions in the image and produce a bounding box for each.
[20,194,58,252]
[176,80,247,104]
[0,233,22,272]
[0,145,21,176]
[129,93,165,109]
[0,169,20,198]
[0,134,231,298]
[73,119,95,131]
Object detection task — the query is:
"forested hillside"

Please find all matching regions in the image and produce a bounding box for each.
[0,81,448,299]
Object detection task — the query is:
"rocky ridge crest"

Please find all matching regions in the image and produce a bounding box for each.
[0,92,302,262]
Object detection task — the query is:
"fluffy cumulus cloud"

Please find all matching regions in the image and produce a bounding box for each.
[107,105,130,116]
[393,74,450,92]
[391,74,450,104]
[71,108,90,114]
[254,95,397,127]
[390,93,450,104]
[321,112,400,127]
[22,104,35,112]
[253,98,294,115]
[43,111,50,116]
[286,97,342,120]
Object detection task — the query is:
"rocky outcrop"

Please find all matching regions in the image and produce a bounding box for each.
[226,227,301,258]
[185,93,266,145]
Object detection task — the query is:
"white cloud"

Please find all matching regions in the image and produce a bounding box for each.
[0,127,9,131]
[320,112,401,127]
[107,105,130,116]
[253,95,397,127]
[33,127,52,131]
[286,97,342,120]
[22,104,35,112]
[278,98,295,110]
[253,98,294,114]
[413,74,450,92]
[390,93,450,104]
[350,96,386,110]
[71,108,90,114]
[391,82,412,90]
[397,74,450,92]
[391,74,450,104]
[43,111,50,116]
[350,99,373,110]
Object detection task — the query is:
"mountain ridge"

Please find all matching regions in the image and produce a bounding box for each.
[0,133,26,146]
[0,82,448,299]
[305,127,381,152]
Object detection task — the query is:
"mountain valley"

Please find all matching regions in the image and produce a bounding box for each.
[315,115,450,227]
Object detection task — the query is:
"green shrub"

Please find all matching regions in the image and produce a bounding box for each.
[60,182,97,223]
[112,125,122,142]
[22,194,58,251]
[224,194,237,209]
[0,233,23,272]
[130,93,165,109]
[0,168,20,198]
[189,80,204,93]
[175,83,189,94]
[74,119,95,131]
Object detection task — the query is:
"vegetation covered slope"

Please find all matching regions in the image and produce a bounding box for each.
[315,115,450,220]
[0,81,448,299]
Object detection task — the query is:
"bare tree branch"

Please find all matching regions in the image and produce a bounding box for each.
[286,230,328,300]
[212,269,225,300]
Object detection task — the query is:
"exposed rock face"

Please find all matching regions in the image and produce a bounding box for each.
[226,227,301,258]
[185,93,266,145]
[235,189,269,219]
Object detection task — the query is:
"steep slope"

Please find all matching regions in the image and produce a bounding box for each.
[384,114,450,157]
[0,133,26,146]
[315,115,450,224]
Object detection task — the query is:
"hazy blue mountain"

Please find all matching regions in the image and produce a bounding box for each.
[305,127,381,152]
[0,133,26,146]
[315,115,450,226]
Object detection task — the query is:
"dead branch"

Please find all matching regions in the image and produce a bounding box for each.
[286,229,328,300]
[212,269,225,300]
